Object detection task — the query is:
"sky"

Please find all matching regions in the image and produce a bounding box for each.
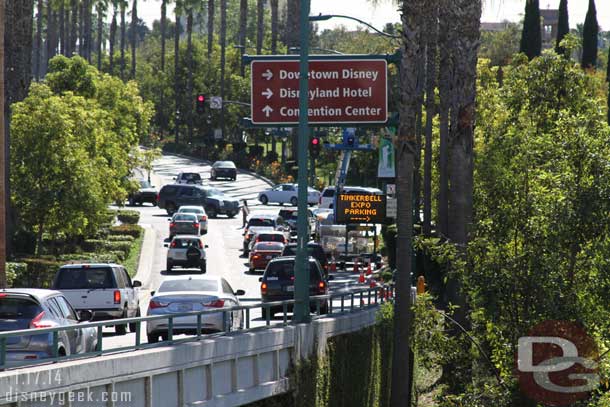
[137,1,610,32]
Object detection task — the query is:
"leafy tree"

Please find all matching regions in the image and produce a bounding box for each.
[582,0,598,69]
[479,22,521,66]
[519,0,541,60]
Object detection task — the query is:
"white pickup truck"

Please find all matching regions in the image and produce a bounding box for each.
[52,263,141,335]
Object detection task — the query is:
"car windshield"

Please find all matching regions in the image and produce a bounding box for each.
[216,161,235,168]
[254,242,284,251]
[205,188,223,197]
[139,180,152,188]
[0,298,42,319]
[173,214,197,221]
[265,261,321,281]
[55,267,115,289]
[248,218,275,227]
[158,279,218,293]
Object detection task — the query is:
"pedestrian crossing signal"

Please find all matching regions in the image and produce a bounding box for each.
[196,95,206,114]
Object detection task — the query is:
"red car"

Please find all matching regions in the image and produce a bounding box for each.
[249,242,285,273]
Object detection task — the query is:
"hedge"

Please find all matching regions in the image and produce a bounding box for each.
[117,210,140,225]
[6,262,26,287]
[13,258,62,288]
[82,239,105,252]
[109,224,143,238]
[106,235,135,243]
[102,241,132,257]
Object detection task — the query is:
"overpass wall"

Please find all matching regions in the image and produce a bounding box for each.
[0,307,378,407]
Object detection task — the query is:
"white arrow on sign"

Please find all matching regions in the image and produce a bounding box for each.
[262,69,273,80]
[262,105,273,117]
[262,88,273,99]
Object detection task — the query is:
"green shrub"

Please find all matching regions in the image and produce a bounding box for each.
[14,258,62,288]
[109,224,142,238]
[106,235,135,243]
[102,241,132,255]
[82,239,104,252]
[380,224,397,269]
[107,250,126,262]
[57,252,122,264]
[117,210,140,225]
[7,262,27,287]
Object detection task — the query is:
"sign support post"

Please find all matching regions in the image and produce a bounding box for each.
[293,0,311,324]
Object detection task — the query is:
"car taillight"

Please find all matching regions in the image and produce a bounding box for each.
[114,290,121,304]
[149,299,169,309]
[157,193,160,202]
[194,223,200,228]
[318,281,326,290]
[252,255,260,260]
[198,241,203,249]
[170,241,177,248]
[204,299,225,308]
[170,222,176,228]
[30,311,52,329]
[261,282,268,295]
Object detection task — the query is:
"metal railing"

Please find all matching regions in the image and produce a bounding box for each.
[0,284,394,370]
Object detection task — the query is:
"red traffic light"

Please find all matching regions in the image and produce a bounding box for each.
[197,95,205,102]
[312,137,320,145]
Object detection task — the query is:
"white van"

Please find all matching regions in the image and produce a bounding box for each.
[319,186,383,209]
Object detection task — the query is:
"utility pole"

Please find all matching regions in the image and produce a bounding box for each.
[0,0,7,288]
[293,0,311,323]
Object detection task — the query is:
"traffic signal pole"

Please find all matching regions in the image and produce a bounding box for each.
[293,0,311,324]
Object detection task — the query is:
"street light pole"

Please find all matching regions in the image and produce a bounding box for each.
[293,0,311,324]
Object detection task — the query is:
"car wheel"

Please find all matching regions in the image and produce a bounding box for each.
[147,333,159,344]
[166,261,172,272]
[129,309,140,333]
[260,195,268,205]
[232,176,237,181]
[248,266,255,273]
[200,260,207,274]
[128,197,136,206]
[206,206,218,218]
[290,197,298,206]
[211,175,216,181]
[166,202,177,215]
[160,333,169,341]
[115,321,127,336]
[227,212,236,218]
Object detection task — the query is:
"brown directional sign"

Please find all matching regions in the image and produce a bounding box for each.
[250,59,388,125]
[335,193,386,224]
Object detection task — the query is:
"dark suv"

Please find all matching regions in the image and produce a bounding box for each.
[281,243,328,275]
[158,184,240,218]
[128,179,158,206]
[259,256,329,317]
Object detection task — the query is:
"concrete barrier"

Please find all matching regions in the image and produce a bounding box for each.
[0,306,380,407]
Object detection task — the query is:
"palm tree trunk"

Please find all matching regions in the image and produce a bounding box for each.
[120,0,126,79]
[174,3,181,144]
[423,0,438,237]
[85,0,92,62]
[256,0,264,54]
[70,0,78,56]
[96,1,103,70]
[391,1,425,405]
[186,8,193,143]
[79,0,85,56]
[446,0,481,328]
[46,4,58,72]
[238,0,247,76]
[35,0,43,80]
[160,0,166,136]
[207,0,214,58]
[271,0,278,53]
[286,0,300,48]
[59,0,65,55]
[130,0,137,78]
[0,0,7,288]
[220,0,226,139]
[109,1,117,73]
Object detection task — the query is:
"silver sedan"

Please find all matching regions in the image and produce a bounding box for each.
[146,275,245,343]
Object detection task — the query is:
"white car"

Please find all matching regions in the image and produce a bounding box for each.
[177,205,208,234]
[319,186,383,209]
[258,183,320,206]
[175,172,203,185]
[164,235,207,273]
[146,275,245,343]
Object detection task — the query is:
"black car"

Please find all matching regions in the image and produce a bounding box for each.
[157,184,240,218]
[278,208,316,235]
[259,256,329,317]
[211,161,237,181]
[128,179,158,206]
[281,243,329,275]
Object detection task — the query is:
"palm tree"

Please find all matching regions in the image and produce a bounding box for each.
[286,0,299,48]
[120,0,126,79]
[238,0,247,76]
[186,2,194,143]
[34,0,43,80]
[174,0,181,144]
[70,0,78,56]
[160,0,167,136]
[109,0,118,72]
[96,0,107,70]
[130,0,137,78]
[0,0,6,288]
[207,0,214,58]
[59,0,66,55]
[220,0,227,139]
[46,0,59,71]
[256,0,264,54]
[270,0,278,53]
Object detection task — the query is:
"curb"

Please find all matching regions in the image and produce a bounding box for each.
[164,151,275,187]
[133,225,156,287]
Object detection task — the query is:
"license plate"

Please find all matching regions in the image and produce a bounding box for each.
[177,304,192,311]
[285,286,294,292]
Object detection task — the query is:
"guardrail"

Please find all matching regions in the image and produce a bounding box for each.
[0,284,394,370]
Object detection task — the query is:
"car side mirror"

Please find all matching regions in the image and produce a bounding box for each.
[77,310,93,322]
[133,280,142,287]
[235,289,245,296]
[258,277,263,282]
[150,291,156,296]
[204,245,209,249]
[164,244,168,247]
[167,218,172,221]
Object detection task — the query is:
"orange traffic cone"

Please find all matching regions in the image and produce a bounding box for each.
[366,262,372,276]
[369,280,377,288]
[358,270,365,283]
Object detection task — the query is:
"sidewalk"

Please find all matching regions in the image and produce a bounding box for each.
[133,225,156,289]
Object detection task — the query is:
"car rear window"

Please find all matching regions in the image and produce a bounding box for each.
[182,173,201,181]
[158,280,218,292]
[0,297,42,319]
[248,218,276,227]
[265,261,321,281]
[254,242,285,251]
[278,210,298,220]
[173,214,197,221]
[258,234,285,242]
[179,207,204,215]
[322,189,335,197]
[172,238,201,248]
[54,267,116,289]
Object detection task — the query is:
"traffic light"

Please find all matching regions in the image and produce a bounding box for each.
[310,135,321,158]
[346,133,355,146]
[196,94,206,114]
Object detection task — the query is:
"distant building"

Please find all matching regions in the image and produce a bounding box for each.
[481,22,512,32]
[540,9,559,49]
